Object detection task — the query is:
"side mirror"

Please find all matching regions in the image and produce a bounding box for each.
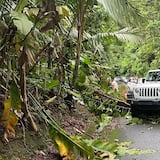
[142,78,145,83]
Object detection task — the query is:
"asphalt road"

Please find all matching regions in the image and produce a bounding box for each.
[119,117,160,160]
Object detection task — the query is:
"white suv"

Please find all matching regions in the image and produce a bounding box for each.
[127,69,160,111]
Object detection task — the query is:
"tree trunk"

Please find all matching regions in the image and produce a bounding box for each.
[72,1,87,87]
[19,45,38,132]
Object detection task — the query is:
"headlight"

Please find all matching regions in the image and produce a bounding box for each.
[134,88,140,94]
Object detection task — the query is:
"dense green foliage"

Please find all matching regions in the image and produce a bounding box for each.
[113,0,160,77]
[0,0,159,159]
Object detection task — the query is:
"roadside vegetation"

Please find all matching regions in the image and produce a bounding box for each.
[0,0,159,159]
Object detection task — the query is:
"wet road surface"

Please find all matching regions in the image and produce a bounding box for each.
[119,116,160,160]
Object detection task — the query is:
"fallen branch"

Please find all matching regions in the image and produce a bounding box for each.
[93,90,130,108]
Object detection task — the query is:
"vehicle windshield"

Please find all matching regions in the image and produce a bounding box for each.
[146,71,160,81]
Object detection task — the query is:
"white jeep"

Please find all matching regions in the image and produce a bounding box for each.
[127,69,160,111]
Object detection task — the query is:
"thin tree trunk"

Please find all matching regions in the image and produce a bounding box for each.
[19,44,38,132]
[72,1,87,87]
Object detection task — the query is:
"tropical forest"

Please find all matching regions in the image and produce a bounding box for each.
[0,0,160,160]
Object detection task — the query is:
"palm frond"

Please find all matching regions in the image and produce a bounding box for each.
[111,28,143,43]
[28,92,94,159]
[97,0,144,27]
[88,27,143,43]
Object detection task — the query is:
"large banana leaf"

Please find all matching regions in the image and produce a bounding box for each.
[28,92,94,159]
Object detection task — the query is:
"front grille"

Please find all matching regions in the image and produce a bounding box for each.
[139,88,159,97]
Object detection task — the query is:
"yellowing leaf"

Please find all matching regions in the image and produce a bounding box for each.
[7,112,19,136]
[15,43,21,52]
[1,99,19,143]
[44,96,57,105]
[55,136,69,157]
[56,5,70,17]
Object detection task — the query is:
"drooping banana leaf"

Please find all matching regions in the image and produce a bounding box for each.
[28,92,94,159]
